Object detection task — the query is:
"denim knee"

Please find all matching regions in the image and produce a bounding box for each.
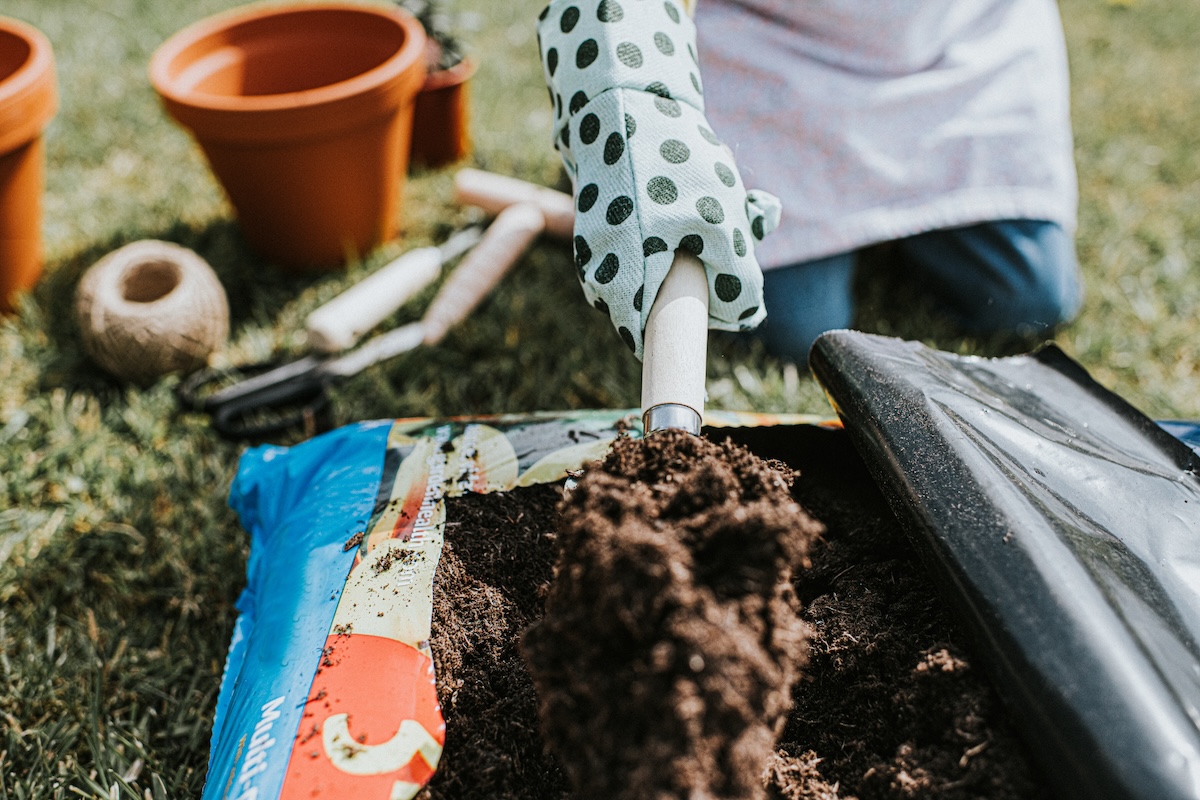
[900,219,1082,335]
[755,252,856,363]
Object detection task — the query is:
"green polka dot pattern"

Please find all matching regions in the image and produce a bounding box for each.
[537,0,781,359]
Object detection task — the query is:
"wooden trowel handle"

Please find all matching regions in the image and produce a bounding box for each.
[421,202,545,346]
[453,168,575,241]
[304,246,442,353]
[641,250,709,435]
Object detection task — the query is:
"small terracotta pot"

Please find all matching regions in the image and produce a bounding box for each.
[0,16,56,313]
[149,3,427,270]
[410,53,476,169]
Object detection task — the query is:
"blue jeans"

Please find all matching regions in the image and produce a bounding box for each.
[755,219,1083,362]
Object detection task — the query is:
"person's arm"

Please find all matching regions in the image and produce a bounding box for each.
[536,0,780,359]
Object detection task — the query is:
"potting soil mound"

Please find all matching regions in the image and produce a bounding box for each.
[522,430,822,800]
[418,426,1047,800]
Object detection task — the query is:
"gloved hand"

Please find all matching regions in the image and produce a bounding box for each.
[537,0,781,360]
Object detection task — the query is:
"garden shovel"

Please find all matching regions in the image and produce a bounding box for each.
[449,168,710,436]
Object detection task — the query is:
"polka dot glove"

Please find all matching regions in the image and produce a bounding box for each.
[537,0,782,359]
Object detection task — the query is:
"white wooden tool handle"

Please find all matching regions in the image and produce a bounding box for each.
[453,168,574,241]
[641,250,709,434]
[421,202,546,345]
[304,247,441,353]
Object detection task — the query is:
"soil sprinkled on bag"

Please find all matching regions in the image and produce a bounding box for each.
[522,430,824,800]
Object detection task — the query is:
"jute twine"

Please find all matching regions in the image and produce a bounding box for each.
[76,240,229,386]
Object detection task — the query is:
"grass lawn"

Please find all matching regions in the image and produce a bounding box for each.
[1,0,1198,796]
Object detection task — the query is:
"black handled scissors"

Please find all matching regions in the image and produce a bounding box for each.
[177,322,427,439]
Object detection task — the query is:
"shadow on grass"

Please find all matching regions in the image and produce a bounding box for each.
[29,218,340,395]
[24,209,1062,430]
[24,212,645,439]
[328,234,644,425]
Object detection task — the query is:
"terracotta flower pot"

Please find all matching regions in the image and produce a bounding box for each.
[0,16,56,313]
[410,52,476,169]
[149,3,427,270]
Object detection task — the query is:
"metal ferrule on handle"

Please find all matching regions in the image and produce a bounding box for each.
[642,403,701,436]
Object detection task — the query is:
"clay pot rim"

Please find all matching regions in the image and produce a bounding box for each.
[149,3,426,117]
[421,53,477,93]
[0,16,57,155]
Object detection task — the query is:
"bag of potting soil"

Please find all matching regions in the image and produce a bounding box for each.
[207,407,826,800]
[207,412,634,800]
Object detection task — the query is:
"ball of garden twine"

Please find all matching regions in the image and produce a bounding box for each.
[76,240,229,386]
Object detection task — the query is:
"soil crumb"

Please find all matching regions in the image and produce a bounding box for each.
[763,750,844,800]
[522,430,824,800]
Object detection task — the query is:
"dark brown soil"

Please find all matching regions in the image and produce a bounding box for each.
[419,483,569,799]
[523,430,822,800]
[419,426,1048,800]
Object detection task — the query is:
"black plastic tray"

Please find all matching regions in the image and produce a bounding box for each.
[809,331,1200,800]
